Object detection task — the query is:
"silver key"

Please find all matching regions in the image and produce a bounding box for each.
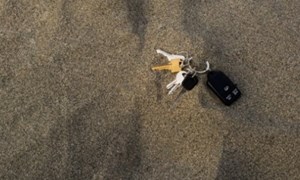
[156,49,186,61]
[166,71,187,95]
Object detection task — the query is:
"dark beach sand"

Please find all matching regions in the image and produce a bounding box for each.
[0,0,299,179]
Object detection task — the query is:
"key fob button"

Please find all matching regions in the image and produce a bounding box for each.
[224,86,229,91]
[206,71,241,106]
[232,88,239,95]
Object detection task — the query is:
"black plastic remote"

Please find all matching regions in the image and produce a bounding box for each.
[206,71,241,106]
[182,74,199,91]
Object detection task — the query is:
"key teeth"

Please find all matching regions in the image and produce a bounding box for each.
[167,79,178,89]
[168,84,180,95]
[166,83,174,90]
[168,88,175,95]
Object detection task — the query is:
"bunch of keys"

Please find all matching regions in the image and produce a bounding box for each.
[152,49,241,106]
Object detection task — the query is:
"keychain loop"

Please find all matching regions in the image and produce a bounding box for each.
[195,61,210,74]
[184,61,210,75]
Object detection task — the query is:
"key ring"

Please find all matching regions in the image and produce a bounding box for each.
[184,61,210,76]
[195,61,210,74]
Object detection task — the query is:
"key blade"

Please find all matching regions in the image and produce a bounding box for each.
[152,59,182,73]
[168,84,181,95]
[166,55,185,61]
[156,49,169,55]
[151,64,172,71]
[166,80,177,89]
[156,49,185,61]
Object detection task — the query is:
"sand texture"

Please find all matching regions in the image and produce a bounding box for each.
[0,0,299,179]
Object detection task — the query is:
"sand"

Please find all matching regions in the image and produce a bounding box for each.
[0,0,299,179]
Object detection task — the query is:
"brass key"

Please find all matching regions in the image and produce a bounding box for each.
[151,59,182,73]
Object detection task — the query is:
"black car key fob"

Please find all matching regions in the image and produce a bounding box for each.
[182,74,199,90]
[206,71,241,106]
